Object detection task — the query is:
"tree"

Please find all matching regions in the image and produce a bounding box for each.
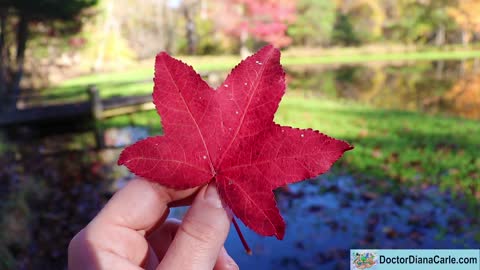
[448,0,480,46]
[113,0,182,58]
[383,0,455,45]
[332,12,360,46]
[179,0,201,55]
[0,0,97,110]
[210,0,297,55]
[336,0,385,43]
[288,0,337,46]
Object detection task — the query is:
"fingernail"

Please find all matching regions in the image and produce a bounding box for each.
[225,255,239,270]
[221,248,239,270]
[203,184,222,208]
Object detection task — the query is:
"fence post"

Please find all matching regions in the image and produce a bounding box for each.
[87,85,104,149]
[88,85,102,120]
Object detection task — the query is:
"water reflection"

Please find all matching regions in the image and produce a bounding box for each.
[426,72,480,119]
[286,59,480,119]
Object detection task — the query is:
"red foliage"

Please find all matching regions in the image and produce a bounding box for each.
[118,45,353,239]
[213,0,297,48]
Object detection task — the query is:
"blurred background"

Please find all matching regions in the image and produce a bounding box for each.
[0,0,479,269]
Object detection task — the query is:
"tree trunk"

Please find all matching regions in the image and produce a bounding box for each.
[0,11,7,105]
[434,24,445,46]
[435,60,444,79]
[10,13,29,110]
[239,29,250,59]
[461,30,471,47]
[155,0,166,52]
[162,0,175,53]
[183,5,197,55]
[238,4,250,58]
[460,59,466,76]
[94,0,114,71]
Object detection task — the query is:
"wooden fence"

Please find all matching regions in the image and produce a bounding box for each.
[0,85,154,127]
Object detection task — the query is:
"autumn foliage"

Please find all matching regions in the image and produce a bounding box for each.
[211,0,297,48]
[448,0,480,33]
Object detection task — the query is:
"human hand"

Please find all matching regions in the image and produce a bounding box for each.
[68,179,238,270]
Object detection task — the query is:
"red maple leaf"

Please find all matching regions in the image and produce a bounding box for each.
[118,45,353,240]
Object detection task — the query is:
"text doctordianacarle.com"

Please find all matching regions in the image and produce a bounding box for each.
[379,255,478,265]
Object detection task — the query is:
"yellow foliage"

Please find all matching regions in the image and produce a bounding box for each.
[81,0,136,70]
[336,0,385,38]
[444,71,480,119]
[448,0,480,33]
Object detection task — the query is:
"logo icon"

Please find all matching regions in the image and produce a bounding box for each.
[351,250,378,270]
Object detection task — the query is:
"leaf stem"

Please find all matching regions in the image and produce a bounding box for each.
[232,217,252,255]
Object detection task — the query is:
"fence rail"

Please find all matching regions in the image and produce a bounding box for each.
[0,85,154,126]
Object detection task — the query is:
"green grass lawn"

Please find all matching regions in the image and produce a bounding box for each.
[277,95,479,196]
[101,94,480,204]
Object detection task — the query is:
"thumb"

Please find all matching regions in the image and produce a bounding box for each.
[157,184,232,270]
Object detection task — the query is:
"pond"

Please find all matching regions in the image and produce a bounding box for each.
[285,59,480,120]
[0,59,479,269]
